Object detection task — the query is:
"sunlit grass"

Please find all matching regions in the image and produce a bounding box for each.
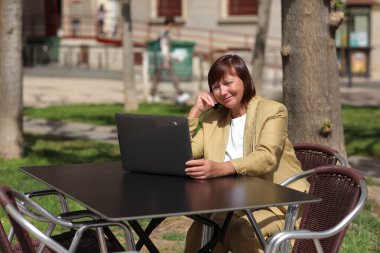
[25,104,380,158]
[24,103,191,126]
[341,211,380,253]
[0,133,120,234]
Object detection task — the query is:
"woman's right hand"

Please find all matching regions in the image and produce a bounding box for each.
[187,92,217,119]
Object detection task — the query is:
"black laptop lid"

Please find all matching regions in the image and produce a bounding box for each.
[115,113,192,176]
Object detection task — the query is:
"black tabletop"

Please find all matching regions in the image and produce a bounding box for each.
[21,161,319,221]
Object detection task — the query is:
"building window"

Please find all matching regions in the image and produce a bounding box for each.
[218,0,258,24]
[228,0,257,16]
[336,5,372,77]
[158,0,182,17]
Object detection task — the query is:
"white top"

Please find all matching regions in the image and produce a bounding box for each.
[159,30,171,57]
[97,10,105,21]
[224,114,246,162]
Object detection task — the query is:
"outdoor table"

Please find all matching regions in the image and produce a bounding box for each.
[21,161,320,253]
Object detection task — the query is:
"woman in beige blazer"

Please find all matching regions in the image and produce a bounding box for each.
[184,55,309,253]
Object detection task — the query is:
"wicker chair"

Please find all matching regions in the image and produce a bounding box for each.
[238,143,348,249]
[0,185,137,253]
[293,143,347,171]
[265,165,367,253]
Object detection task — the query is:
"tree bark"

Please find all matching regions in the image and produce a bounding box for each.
[281,0,346,158]
[122,0,138,111]
[0,0,23,159]
[252,0,272,96]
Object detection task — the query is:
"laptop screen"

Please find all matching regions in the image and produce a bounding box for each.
[115,113,193,176]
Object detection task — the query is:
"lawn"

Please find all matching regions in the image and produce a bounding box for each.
[24,103,191,126]
[25,103,380,158]
[342,105,380,157]
[0,103,379,252]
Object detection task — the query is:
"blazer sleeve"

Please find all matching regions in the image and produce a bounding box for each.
[230,103,288,176]
[188,117,204,159]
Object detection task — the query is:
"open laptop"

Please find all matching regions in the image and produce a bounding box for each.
[115,113,193,177]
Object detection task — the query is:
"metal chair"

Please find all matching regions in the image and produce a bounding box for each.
[202,143,349,251]
[293,143,347,170]
[0,185,137,253]
[239,143,348,249]
[265,165,368,253]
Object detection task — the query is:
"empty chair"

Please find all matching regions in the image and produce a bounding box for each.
[265,165,367,253]
[0,185,137,253]
[293,143,347,171]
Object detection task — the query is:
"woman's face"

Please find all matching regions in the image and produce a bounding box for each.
[211,72,245,112]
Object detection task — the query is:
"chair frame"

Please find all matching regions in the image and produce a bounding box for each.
[239,143,348,249]
[7,189,71,243]
[16,188,135,252]
[201,143,352,253]
[0,185,136,253]
[265,166,368,253]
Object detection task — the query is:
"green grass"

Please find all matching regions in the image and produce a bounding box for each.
[341,210,380,253]
[0,134,120,191]
[24,103,191,126]
[162,232,186,253]
[25,104,380,157]
[0,133,121,234]
[342,105,380,158]
[366,177,380,187]
[162,232,186,241]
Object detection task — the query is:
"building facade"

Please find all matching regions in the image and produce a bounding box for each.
[23,0,380,79]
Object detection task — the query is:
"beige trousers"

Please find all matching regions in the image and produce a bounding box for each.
[185,209,284,253]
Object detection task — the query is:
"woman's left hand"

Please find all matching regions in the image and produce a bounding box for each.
[185,159,236,179]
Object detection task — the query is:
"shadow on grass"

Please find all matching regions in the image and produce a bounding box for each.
[343,105,380,157]
[25,103,192,126]
[23,133,121,165]
[345,127,380,157]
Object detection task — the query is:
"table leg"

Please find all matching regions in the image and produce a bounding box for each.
[128,220,160,253]
[187,215,221,253]
[200,211,234,248]
[135,218,166,250]
[200,213,215,248]
[280,204,300,253]
[220,211,234,238]
[245,209,267,249]
[103,226,126,250]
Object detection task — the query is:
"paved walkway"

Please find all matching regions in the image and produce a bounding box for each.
[23,74,380,178]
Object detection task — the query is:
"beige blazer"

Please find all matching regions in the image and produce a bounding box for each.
[188,96,309,215]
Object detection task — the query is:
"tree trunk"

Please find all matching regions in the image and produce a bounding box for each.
[122,0,138,111]
[0,0,23,159]
[252,0,272,96]
[281,0,346,158]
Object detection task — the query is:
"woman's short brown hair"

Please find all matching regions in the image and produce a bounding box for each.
[208,54,256,106]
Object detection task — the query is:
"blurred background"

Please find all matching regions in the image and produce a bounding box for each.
[22,0,380,94]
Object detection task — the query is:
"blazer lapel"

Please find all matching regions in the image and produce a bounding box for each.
[243,97,259,155]
[216,110,231,162]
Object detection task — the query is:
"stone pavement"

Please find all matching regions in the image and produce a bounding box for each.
[23,74,380,178]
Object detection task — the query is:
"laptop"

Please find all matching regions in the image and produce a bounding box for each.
[115,113,193,177]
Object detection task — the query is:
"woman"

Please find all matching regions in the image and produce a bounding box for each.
[184,55,309,253]
[148,16,190,104]
[96,4,106,35]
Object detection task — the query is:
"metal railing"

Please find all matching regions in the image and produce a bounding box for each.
[23,15,283,86]
[24,15,281,59]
